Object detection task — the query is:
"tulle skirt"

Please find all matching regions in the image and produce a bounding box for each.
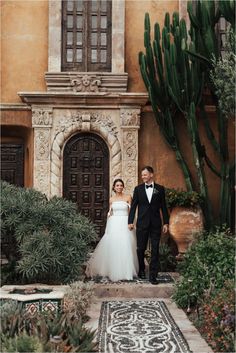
[86,215,138,281]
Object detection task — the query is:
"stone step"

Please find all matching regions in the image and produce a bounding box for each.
[91,273,179,299]
[93,281,175,298]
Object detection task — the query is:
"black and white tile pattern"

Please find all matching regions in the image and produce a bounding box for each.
[89,273,174,284]
[98,300,192,353]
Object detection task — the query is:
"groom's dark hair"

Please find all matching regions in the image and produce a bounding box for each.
[142,166,154,173]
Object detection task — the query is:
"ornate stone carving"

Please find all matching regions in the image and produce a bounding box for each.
[34,162,49,197]
[120,109,140,127]
[50,111,121,197]
[54,112,118,138]
[70,75,103,92]
[32,109,53,127]
[123,131,137,160]
[35,129,50,160]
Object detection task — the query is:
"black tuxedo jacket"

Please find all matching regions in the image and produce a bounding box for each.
[128,183,169,230]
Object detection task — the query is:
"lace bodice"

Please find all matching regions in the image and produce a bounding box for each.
[111,201,129,216]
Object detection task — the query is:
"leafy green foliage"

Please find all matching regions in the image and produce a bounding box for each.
[0,298,97,353]
[197,280,235,353]
[63,281,93,321]
[172,228,234,308]
[145,242,177,272]
[166,188,203,208]
[210,29,236,119]
[1,181,98,284]
[1,331,43,352]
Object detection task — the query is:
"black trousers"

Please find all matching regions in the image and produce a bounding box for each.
[136,226,161,278]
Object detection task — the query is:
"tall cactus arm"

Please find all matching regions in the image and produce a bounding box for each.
[199,101,221,157]
[217,108,229,162]
[187,1,200,28]
[203,149,221,178]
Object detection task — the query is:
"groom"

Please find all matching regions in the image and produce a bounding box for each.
[128,166,169,285]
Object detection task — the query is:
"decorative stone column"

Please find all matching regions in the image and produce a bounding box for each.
[32,108,53,197]
[120,108,140,195]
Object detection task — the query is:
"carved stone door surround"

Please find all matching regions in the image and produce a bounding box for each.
[30,101,146,199]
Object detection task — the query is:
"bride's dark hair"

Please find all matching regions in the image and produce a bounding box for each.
[112,178,124,192]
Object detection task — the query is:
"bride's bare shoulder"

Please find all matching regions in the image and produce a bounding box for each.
[123,194,132,203]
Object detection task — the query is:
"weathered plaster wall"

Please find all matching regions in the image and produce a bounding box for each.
[139,109,235,217]
[125,0,179,92]
[1,0,48,103]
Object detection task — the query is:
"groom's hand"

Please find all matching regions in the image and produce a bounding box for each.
[128,224,134,230]
[162,224,169,234]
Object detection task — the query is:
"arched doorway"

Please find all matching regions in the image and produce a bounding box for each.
[63,133,109,237]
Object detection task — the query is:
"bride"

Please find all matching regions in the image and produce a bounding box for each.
[86,179,138,281]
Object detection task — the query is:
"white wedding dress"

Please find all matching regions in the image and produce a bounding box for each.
[86,201,138,281]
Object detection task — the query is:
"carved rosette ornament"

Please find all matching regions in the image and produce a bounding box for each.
[70,74,103,92]
[32,108,53,197]
[50,111,122,197]
[120,109,140,195]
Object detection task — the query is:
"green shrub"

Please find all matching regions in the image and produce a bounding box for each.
[1,331,43,352]
[1,181,98,284]
[172,228,234,308]
[196,280,235,353]
[0,301,97,352]
[165,188,203,208]
[63,281,93,321]
[145,242,177,272]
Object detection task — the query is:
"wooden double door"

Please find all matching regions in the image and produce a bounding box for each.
[63,133,109,237]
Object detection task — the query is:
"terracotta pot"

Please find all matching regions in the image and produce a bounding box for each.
[169,206,204,260]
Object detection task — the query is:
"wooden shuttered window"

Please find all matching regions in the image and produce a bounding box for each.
[62,0,112,71]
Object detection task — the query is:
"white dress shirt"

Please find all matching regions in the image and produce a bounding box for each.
[145,182,154,203]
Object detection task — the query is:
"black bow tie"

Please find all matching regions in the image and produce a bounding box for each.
[146,184,153,189]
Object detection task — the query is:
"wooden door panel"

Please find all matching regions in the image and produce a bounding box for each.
[1,144,24,187]
[63,133,109,237]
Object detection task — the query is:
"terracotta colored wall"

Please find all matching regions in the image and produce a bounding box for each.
[1,0,48,103]
[125,0,178,92]
[139,109,235,218]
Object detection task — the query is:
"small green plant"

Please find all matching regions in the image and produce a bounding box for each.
[1,331,43,353]
[0,301,97,353]
[172,227,234,308]
[1,181,98,284]
[165,188,203,209]
[63,281,94,321]
[197,280,235,353]
[145,243,176,272]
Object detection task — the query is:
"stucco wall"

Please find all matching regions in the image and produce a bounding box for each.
[139,108,235,217]
[125,0,178,92]
[1,0,179,102]
[1,0,48,103]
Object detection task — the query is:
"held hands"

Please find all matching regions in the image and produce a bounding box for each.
[162,224,169,234]
[128,224,134,230]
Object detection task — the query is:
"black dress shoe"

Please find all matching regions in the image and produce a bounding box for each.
[138,271,146,279]
[149,277,159,285]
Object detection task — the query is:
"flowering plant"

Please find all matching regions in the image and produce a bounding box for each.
[165,188,203,208]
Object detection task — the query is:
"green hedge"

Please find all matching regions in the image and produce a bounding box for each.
[172,228,235,308]
[1,181,98,284]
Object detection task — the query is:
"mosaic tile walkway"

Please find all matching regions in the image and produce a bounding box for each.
[97,300,192,353]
